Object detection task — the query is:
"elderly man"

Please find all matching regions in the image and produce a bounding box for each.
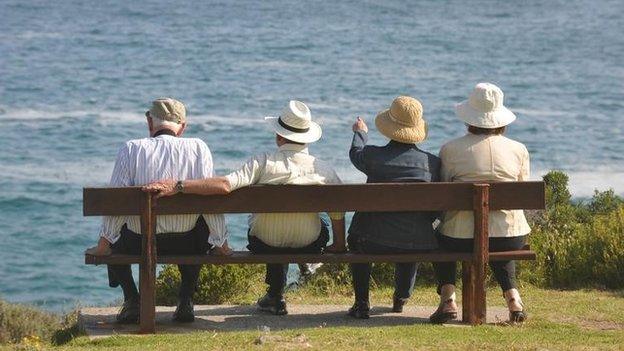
[144,100,346,315]
[86,98,230,324]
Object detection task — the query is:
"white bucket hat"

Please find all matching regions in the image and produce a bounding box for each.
[265,100,322,144]
[455,82,516,128]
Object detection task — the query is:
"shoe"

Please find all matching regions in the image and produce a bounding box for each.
[504,289,527,323]
[257,293,288,315]
[392,296,408,313]
[173,299,195,323]
[429,299,458,324]
[509,310,528,323]
[348,301,370,319]
[116,298,140,324]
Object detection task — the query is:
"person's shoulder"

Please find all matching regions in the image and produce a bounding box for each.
[499,136,529,154]
[439,135,467,155]
[123,137,152,150]
[175,136,208,146]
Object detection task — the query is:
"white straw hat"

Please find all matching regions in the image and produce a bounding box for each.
[265,100,322,144]
[455,83,516,128]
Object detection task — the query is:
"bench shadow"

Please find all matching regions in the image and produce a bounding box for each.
[81,305,493,336]
[152,305,448,332]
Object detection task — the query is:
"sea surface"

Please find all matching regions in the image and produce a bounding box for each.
[0,0,622,311]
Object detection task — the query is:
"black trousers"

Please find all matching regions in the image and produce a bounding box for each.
[348,234,425,303]
[108,216,211,302]
[433,233,527,293]
[247,221,329,298]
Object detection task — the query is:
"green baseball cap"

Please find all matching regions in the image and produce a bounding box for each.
[145,98,186,123]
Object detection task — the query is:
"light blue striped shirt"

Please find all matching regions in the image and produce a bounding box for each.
[99,134,227,247]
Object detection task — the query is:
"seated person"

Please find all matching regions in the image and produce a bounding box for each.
[430,83,531,324]
[86,98,230,324]
[347,96,441,319]
[144,100,346,316]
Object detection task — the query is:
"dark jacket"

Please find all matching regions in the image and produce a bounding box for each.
[348,131,441,250]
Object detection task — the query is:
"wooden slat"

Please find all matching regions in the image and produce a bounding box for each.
[84,250,536,265]
[83,187,144,216]
[489,181,545,210]
[83,182,545,216]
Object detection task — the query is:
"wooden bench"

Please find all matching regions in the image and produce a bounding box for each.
[83,182,544,333]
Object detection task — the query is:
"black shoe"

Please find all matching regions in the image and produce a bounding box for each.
[392,296,408,313]
[429,299,458,324]
[116,298,140,324]
[173,299,195,323]
[257,293,288,315]
[509,310,527,323]
[348,301,370,319]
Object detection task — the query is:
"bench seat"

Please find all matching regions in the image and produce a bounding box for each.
[85,248,536,265]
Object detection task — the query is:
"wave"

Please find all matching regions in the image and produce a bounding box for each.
[513,108,567,117]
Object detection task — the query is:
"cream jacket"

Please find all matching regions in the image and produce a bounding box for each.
[439,133,531,239]
[225,143,344,248]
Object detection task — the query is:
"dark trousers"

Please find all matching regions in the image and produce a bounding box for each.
[349,235,422,303]
[108,217,211,302]
[247,221,330,298]
[433,233,527,293]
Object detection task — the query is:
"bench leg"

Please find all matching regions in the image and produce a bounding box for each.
[462,260,487,325]
[139,193,157,334]
[139,260,156,333]
[461,261,476,324]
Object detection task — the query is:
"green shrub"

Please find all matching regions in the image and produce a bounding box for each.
[156,264,264,305]
[0,299,60,345]
[520,171,624,288]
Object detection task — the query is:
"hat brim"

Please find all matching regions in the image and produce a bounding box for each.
[265,117,322,144]
[374,110,427,144]
[455,100,516,128]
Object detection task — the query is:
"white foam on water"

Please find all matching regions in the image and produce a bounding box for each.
[0,159,112,187]
[0,31,64,41]
[513,108,567,117]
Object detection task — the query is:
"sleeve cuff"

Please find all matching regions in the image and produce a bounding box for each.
[207,231,227,248]
[100,231,120,244]
[224,173,240,192]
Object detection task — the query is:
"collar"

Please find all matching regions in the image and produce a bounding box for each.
[278,143,309,154]
[388,140,418,149]
[153,129,177,138]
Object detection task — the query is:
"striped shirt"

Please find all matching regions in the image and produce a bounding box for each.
[99,134,227,247]
[225,143,344,248]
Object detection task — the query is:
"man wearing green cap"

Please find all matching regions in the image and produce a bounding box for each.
[86,98,230,324]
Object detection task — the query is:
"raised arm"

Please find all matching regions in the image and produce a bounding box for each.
[349,117,369,173]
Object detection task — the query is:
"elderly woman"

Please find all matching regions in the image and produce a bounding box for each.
[348,96,441,319]
[430,83,530,324]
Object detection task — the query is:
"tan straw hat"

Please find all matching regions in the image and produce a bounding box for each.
[265,100,322,144]
[375,96,427,144]
[145,97,186,124]
[455,83,516,128]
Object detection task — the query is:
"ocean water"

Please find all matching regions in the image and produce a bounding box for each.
[0,0,622,311]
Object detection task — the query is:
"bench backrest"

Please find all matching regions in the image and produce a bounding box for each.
[83,181,545,216]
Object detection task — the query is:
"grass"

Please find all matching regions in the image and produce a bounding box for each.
[11,284,620,351]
